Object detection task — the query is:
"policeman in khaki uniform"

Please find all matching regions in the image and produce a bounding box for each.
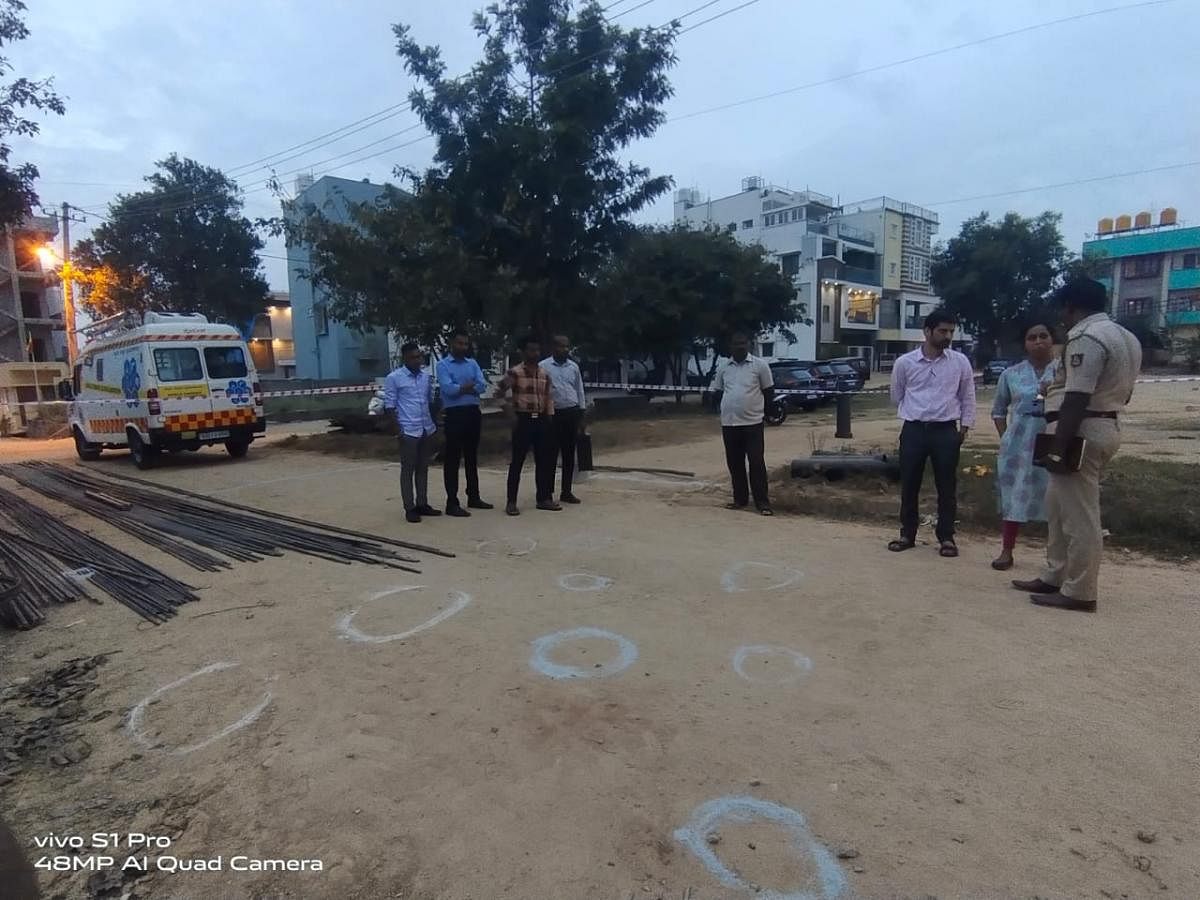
[1013,279,1141,612]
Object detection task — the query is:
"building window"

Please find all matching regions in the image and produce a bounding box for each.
[890,223,898,237]
[780,253,800,278]
[1124,297,1152,317]
[1121,256,1161,279]
[313,303,329,336]
[95,358,104,382]
[1177,252,1199,270]
[1167,293,1200,312]
[760,341,775,358]
[889,262,897,276]
[822,305,831,323]
[742,219,753,230]
[727,222,737,233]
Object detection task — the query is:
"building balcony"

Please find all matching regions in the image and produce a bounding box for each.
[1166,310,1200,327]
[842,265,881,286]
[1168,268,1200,291]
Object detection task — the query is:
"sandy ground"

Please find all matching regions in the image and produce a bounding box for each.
[0,382,1198,900]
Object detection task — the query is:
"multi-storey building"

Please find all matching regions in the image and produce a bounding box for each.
[286,176,392,381]
[673,179,943,369]
[1082,208,1200,354]
[0,214,69,432]
[245,291,296,379]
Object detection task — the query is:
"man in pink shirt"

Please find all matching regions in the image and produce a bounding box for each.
[888,309,977,557]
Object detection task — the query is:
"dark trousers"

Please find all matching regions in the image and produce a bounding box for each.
[399,432,434,511]
[551,407,583,496]
[508,414,554,503]
[443,405,483,507]
[898,420,962,542]
[722,423,769,508]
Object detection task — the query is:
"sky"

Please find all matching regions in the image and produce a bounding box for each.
[10,0,1200,292]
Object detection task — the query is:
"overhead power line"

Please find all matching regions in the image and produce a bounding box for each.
[667,0,1175,123]
[923,161,1200,207]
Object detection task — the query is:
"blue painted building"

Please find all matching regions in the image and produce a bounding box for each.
[1082,210,1200,335]
[286,176,393,381]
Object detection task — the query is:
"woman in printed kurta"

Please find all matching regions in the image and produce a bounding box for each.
[990,321,1058,570]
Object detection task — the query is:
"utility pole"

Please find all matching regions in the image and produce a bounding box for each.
[60,202,80,366]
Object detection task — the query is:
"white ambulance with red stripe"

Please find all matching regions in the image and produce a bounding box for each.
[67,312,266,468]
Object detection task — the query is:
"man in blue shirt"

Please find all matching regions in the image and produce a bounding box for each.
[435,329,493,516]
[384,342,440,524]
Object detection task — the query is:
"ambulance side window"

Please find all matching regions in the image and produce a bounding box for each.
[96,358,104,382]
[153,348,203,382]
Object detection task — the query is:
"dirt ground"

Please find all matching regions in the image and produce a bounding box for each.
[0,380,1198,900]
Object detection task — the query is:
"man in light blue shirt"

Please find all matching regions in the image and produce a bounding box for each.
[384,342,440,523]
[540,335,588,504]
[435,329,493,516]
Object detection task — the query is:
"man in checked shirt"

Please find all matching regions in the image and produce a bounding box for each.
[497,335,559,516]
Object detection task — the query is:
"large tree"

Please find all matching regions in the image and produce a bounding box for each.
[931,211,1073,357]
[284,0,678,347]
[0,0,65,229]
[74,155,270,324]
[592,226,798,390]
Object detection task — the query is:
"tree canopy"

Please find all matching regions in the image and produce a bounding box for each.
[74,155,270,325]
[592,225,797,386]
[0,0,65,229]
[282,0,679,348]
[931,211,1074,356]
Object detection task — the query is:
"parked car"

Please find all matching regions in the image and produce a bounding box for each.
[827,361,865,394]
[767,364,823,412]
[983,358,1015,385]
[828,356,871,382]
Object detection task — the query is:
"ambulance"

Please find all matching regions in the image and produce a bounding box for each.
[66,312,266,468]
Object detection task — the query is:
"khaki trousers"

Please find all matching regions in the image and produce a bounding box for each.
[1040,418,1121,602]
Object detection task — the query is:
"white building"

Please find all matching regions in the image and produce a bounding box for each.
[673,178,944,370]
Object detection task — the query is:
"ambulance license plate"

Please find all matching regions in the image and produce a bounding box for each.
[199,429,231,440]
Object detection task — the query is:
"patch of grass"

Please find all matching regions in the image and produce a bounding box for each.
[264,392,368,422]
[771,451,1200,561]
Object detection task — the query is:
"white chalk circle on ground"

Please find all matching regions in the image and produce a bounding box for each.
[720,561,804,594]
[557,573,614,593]
[674,795,848,900]
[529,627,638,680]
[126,661,272,756]
[337,586,472,644]
[732,645,814,685]
[476,537,538,557]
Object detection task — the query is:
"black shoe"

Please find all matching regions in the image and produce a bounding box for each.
[406,510,422,524]
[415,505,442,517]
[536,500,563,512]
[445,505,471,518]
[467,497,494,510]
[1012,578,1059,594]
[1030,592,1097,613]
[505,502,520,516]
[560,492,581,504]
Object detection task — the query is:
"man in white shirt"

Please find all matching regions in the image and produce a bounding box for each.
[540,335,588,504]
[712,333,775,515]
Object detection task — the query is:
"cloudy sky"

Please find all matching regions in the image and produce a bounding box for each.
[11,0,1199,291]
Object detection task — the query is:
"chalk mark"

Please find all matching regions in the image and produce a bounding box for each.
[673,795,847,899]
[720,561,804,594]
[529,627,638,680]
[732,645,814,685]
[126,661,272,756]
[337,586,472,644]
[557,573,614,593]
[476,537,538,557]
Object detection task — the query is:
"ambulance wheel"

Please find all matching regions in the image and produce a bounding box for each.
[225,438,250,459]
[127,431,158,470]
[73,427,101,461]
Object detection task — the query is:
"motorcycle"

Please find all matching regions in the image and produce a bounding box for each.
[764,397,788,427]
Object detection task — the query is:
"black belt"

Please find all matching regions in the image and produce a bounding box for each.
[1043,411,1117,424]
[904,420,957,427]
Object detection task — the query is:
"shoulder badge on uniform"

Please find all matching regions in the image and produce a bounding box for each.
[1070,353,1083,368]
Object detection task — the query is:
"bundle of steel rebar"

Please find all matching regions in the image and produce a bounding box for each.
[2,463,437,576]
[0,488,200,626]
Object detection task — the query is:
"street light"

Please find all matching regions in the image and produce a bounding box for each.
[37,242,78,366]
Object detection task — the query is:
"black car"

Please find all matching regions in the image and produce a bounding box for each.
[827,361,865,394]
[768,364,823,412]
[983,358,1015,385]
[827,356,871,382]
